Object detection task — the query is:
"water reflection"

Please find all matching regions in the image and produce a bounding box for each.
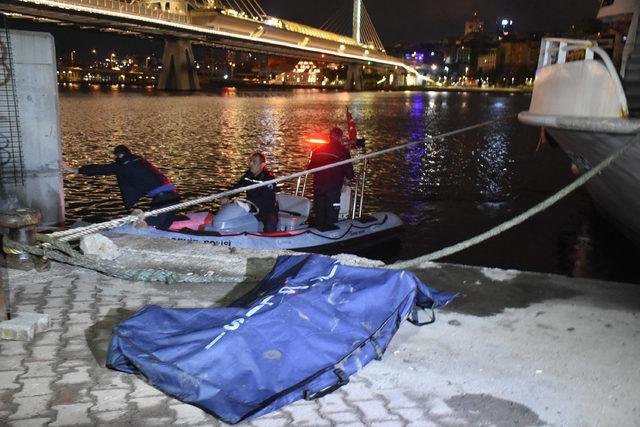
[59,88,640,282]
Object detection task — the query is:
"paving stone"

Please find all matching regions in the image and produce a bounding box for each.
[22,361,55,379]
[0,341,29,356]
[43,298,68,309]
[8,417,52,426]
[97,305,122,317]
[136,417,176,425]
[0,370,23,390]
[66,313,92,324]
[131,396,168,412]
[50,402,92,426]
[285,402,330,425]
[317,393,352,413]
[90,410,129,423]
[370,421,405,427]
[14,305,38,313]
[60,324,88,340]
[53,383,91,406]
[406,420,438,427]
[0,355,23,370]
[381,389,419,409]
[93,372,129,390]
[71,292,96,302]
[130,379,165,398]
[15,377,54,398]
[33,331,63,347]
[55,366,91,385]
[58,340,88,356]
[47,288,70,298]
[90,389,129,412]
[324,410,362,423]
[249,417,292,427]
[341,381,376,401]
[9,395,52,419]
[393,407,426,422]
[171,402,211,425]
[353,399,399,421]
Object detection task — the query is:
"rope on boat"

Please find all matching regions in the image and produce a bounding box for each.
[50,117,509,243]
[390,132,640,269]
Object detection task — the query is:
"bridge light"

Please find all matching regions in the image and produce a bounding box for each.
[339,44,346,52]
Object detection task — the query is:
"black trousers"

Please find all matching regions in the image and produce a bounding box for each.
[313,187,341,230]
[147,191,180,229]
[257,211,278,233]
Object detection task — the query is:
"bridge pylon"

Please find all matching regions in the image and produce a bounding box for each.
[157,38,200,91]
[345,63,363,91]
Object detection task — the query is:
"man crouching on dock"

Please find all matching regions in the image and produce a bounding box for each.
[66,145,180,228]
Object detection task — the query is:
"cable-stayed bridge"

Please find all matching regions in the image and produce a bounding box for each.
[1,0,422,90]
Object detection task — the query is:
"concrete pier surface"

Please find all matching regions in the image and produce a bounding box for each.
[1,235,639,426]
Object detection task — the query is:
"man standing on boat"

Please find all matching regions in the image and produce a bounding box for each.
[307,127,354,231]
[223,152,279,233]
[69,145,180,228]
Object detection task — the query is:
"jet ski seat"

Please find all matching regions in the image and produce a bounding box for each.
[277,194,311,231]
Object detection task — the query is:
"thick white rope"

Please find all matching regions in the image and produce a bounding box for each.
[51,117,507,242]
[390,132,640,269]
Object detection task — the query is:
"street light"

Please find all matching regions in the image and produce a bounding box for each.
[146,56,151,69]
[70,50,76,65]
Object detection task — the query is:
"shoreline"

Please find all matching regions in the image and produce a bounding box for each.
[57,80,533,94]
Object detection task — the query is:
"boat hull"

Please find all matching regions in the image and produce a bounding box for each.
[545,127,640,241]
[108,212,404,254]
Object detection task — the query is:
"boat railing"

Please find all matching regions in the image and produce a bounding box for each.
[294,154,368,220]
[537,37,628,117]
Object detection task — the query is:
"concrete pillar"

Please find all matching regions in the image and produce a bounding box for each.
[345,63,363,91]
[0,30,64,226]
[158,38,200,91]
[384,69,405,89]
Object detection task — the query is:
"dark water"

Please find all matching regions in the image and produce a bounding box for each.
[60,86,640,283]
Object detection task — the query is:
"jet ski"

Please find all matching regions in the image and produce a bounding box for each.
[108,191,403,254]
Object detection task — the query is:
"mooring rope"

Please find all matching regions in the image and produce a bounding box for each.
[390,132,640,269]
[50,116,508,242]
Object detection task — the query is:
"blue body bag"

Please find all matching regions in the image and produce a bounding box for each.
[107,254,456,424]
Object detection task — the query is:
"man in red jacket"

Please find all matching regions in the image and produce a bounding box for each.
[307,127,354,231]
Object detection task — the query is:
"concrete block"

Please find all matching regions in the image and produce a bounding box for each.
[0,312,50,341]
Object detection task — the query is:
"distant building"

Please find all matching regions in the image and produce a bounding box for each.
[477,49,497,74]
[464,12,484,36]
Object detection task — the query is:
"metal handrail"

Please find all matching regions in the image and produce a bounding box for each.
[538,37,628,117]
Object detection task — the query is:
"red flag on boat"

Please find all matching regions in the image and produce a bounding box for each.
[346,108,357,141]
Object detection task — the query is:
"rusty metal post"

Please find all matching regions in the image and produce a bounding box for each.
[0,208,42,271]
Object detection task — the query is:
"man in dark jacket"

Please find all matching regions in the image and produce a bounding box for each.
[224,152,279,232]
[75,145,180,228]
[307,127,354,231]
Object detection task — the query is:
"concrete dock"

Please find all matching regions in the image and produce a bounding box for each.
[1,235,639,426]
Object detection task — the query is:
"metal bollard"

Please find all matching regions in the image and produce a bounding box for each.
[0,208,45,271]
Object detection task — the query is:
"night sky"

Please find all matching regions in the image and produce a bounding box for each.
[261,0,602,43]
[7,0,604,56]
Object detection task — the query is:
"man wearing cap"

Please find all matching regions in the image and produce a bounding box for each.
[307,127,354,231]
[72,145,180,228]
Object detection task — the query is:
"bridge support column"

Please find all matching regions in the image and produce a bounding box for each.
[384,69,405,90]
[345,63,363,91]
[158,38,200,91]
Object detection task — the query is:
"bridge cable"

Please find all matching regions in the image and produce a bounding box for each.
[390,131,640,268]
[362,6,384,50]
[49,117,510,243]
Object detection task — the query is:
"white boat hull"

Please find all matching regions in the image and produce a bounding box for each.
[108,212,404,253]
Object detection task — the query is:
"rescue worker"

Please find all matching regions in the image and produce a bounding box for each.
[223,151,279,232]
[72,145,180,228]
[307,127,354,231]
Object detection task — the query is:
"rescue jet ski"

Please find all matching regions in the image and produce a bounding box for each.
[108,190,403,254]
